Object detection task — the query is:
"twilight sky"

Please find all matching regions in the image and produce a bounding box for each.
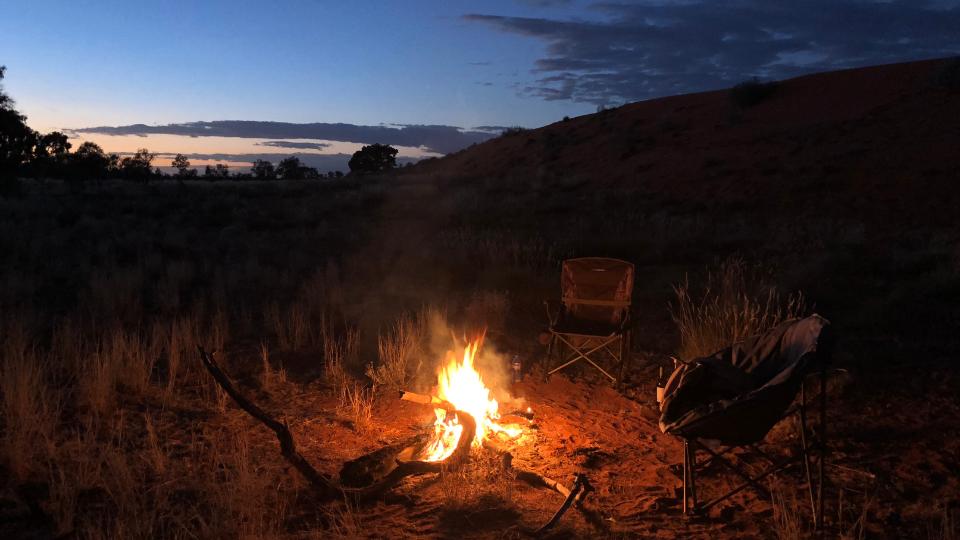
[2,0,958,169]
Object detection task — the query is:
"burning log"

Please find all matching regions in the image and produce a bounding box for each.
[399,389,456,411]
[404,390,600,535]
[340,410,476,499]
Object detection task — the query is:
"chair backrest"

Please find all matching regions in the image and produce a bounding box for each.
[561,257,634,325]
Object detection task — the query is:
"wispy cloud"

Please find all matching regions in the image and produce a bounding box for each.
[516,0,574,7]
[75,120,499,154]
[256,140,332,151]
[465,1,960,106]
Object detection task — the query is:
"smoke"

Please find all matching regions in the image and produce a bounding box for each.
[415,307,521,411]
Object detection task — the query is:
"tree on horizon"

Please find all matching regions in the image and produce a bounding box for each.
[348,143,397,174]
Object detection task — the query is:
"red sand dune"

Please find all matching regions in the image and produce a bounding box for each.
[417,58,959,232]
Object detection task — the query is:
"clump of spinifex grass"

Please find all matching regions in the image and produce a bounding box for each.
[367,314,422,390]
[338,381,374,433]
[670,257,806,361]
[0,335,58,481]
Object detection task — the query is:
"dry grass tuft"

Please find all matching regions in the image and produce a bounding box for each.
[259,341,287,392]
[0,338,58,481]
[80,350,117,419]
[367,315,422,390]
[930,506,958,540]
[770,481,807,540]
[269,301,312,351]
[670,257,806,361]
[338,381,374,433]
[324,498,366,538]
[323,322,359,394]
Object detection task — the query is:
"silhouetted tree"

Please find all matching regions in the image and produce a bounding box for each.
[251,159,275,179]
[203,163,230,179]
[0,66,37,184]
[348,143,397,174]
[119,148,155,181]
[276,156,317,179]
[172,153,198,178]
[67,141,110,184]
[35,131,71,159]
[30,131,72,178]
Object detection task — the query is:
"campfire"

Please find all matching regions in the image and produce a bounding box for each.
[419,337,523,462]
[198,335,594,535]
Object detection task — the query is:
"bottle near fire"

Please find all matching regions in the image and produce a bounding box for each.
[511,355,522,383]
[656,365,666,404]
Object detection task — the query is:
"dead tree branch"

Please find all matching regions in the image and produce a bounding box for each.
[198,346,340,499]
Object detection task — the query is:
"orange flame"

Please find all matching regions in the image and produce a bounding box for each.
[420,337,521,462]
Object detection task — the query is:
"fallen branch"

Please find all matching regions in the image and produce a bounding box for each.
[534,473,590,535]
[198,346,340,499]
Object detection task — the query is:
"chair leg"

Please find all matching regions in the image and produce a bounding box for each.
[544,335,555,381]
[544,335,559,382]
[682,440,689,515]
[686,441,698,514]
[817,366,827,530]
[617,331,631,386]
[798,382,818,527]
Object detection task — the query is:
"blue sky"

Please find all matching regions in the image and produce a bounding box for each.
[2,0,958,168]
[0,0,592,133]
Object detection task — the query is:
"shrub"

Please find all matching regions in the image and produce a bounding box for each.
[500,126,527,136]
[730,78,779,108]
[669,257,806,361]
[935,57,960,90]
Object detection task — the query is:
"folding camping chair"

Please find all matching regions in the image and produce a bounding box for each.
[659,315,832,528]
[545,257,634,385]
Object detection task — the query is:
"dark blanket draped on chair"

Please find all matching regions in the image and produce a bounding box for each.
[658,314,833,526]
[660,314,832,445]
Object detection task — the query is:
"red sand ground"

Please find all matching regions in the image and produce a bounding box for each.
[218,349,959,538]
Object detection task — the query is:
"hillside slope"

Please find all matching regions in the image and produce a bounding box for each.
[416,58,959,231]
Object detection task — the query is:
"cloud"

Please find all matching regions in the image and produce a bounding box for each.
[465,1,960,106]
[516,0,573,6]
[256,140,332,151]
[74,120,499,154]
[471,125,514,133]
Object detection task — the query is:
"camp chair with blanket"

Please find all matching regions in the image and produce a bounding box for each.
[545,257,634,385]
[659,314,832,527]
